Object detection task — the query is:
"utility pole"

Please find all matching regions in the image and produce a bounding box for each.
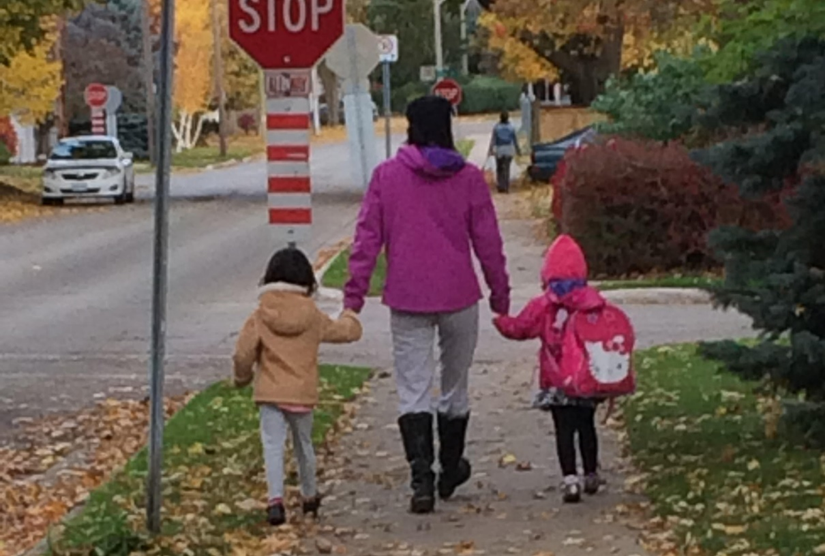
[147,0,175,535]
[433,0,444,80]
[211,0,227,157]
[141,0,156,165]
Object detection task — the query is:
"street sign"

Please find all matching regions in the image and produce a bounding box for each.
[432,78,463,106]
[85,83,108,109]
[104,86,123,138]
[264,70,312,98]
[104,86,122,112]
[420,65,436,82]
[378,34,398,63]
[228,0,345,69]
[325,24,381,80]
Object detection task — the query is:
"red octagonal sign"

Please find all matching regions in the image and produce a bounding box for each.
[432,78,463,107]
[229,0,344,69]
[85,83,108,109]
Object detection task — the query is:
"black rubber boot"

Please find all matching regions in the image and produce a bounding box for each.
[398,412,436,514]
[437,413,472,500]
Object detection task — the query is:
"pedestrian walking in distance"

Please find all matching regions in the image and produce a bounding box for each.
[489,111,522,193]
[233,248,362,526]
[344,95,511,514]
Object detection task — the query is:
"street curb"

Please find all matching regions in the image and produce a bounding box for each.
[601,287,712,305]
[313,239,351,303]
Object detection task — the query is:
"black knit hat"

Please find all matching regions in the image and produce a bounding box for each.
[406,95,455,150]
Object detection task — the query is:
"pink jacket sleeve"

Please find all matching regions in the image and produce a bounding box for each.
[344,170,383,313]
[494,295,549,340]
[468,169,511,315]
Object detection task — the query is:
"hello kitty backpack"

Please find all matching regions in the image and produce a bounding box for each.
[559,303,636,398]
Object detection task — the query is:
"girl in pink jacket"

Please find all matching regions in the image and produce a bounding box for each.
[493,235,605,503]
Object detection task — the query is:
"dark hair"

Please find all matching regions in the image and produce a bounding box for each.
[500,111,510,124]
[406,95,456,150]
[261,248,317,295]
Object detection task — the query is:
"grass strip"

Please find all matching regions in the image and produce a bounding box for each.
[625,344,825,555]
[54,364,371,556]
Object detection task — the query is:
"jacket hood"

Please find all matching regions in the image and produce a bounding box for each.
[398,144,466,179]
[553,286,605,312]
[256,283,316,337]
[541,234,589,282]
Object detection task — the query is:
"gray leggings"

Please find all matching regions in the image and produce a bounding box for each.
[390,304,479,416]
[260,405,316,501]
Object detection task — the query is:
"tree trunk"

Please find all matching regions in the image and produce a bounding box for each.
[211,0,227,157]
[317,60,340,126]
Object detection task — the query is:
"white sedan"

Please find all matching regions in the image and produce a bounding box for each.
[42,136,136,205]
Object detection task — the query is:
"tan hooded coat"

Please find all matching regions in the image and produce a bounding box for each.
[233,283,363,407]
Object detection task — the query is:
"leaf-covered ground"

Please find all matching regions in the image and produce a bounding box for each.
[48,365,371,556]
[624,345,825,556]
[1,396,190,556]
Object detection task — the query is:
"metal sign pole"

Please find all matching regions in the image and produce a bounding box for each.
[383,61,391,159]
[147,0,175,535]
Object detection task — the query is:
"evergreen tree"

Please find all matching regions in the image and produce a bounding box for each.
[697,37,825,436]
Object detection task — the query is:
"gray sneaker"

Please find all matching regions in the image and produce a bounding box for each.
[562,476,581,503]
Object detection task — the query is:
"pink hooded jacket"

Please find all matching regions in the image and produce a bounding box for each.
[344,145,510,315]
[494,235,606,390]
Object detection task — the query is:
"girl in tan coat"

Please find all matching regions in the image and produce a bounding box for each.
[233,248,362,526]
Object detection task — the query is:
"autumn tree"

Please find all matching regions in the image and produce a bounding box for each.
[479,0,712,104]
[0,0,87,66]
[0,27,62,123]
[63,1,146,123]
[172,0,213,151]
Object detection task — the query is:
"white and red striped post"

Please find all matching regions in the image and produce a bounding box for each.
[91,108,106,135]
[264,71,313,248]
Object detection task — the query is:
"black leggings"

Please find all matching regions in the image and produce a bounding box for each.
[550,406,598,476]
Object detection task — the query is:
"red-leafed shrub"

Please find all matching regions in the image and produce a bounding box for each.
[0,117,18,164]
[553,138,791,277]
[237,113,258,135]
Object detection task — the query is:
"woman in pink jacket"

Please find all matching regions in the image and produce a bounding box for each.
[344,96,510,514]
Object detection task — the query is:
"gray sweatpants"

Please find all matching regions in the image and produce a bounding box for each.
[260,405,316,501]
[390,304,479,416]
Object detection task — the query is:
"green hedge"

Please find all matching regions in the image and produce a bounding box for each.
[377,75,521,115]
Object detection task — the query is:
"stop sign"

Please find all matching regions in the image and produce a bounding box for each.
[85,83,109,109]
[432,79,463,107]
[229,0,345,69]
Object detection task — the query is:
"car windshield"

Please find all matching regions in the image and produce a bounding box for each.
[50,140,117,161]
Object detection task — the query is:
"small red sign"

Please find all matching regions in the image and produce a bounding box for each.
[229,0,345,69]
[84,83,109,109]
[432,78,463,107]
[265,70,312,98]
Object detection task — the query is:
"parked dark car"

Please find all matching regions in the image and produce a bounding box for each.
[527,127,597,183]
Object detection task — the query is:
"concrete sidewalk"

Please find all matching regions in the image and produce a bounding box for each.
[314,194,753,555]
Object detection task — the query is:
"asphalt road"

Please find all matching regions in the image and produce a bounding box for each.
[0,135,410,437]
[0,118,512,437]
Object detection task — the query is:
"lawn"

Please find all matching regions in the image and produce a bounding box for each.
[321,247,386,297]
[54,364,372,556]
[0,164,42,194]
[457,138,475,159]
[596,275,722,291]
[625,345,825,555]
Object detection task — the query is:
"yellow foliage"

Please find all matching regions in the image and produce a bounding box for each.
[483,0,712,79]
[0,30,61,123]
[479,12,558,82]
[174,0,213,115]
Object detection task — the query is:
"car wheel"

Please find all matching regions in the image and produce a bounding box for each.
[114,178,128,205]
[125,179,135,203]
